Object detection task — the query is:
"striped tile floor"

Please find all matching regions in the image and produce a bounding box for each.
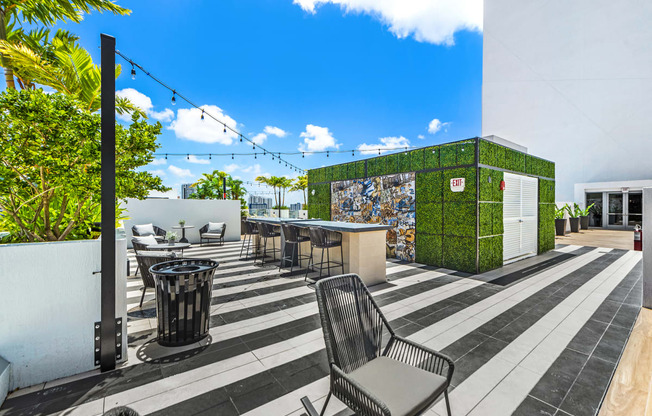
[0,241,642,416]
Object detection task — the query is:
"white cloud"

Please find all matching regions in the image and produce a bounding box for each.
[147,169,166,177]
[428,118,450,134]
[293,0,483,45]
[186,155,210,165]
[148,187,180,199]
[116,88,175,122]
[223,163,240,173]
[168,105,238,145]
[264,126,288,137]
[252,133,268,145]
[168,165,194,178]
[150,158,167,166]
[357,136,410,155]
[417,134,425,140]
[298,124,339,153]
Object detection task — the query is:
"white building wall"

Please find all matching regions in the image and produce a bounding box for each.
[482,0,652,201]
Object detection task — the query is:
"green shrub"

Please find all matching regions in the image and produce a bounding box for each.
[440,144,457,167]
[308,183,331,206]
[539,179,555,204]
[442,167,477,202]
[457,142,476,165]
[398,152,411,173]
[479,236,503,272]
[416,171,443,203]
[493,203,504,235]
[478,139,506,169]
[385,154,398,175]
[416,203,442,235]
[443,202,476,238]
[479,168,504,202]
[479,202,492,237]
[538,203,555,253]
[410,149,425,171]
[416,233,442,267]
[443,236,476,273]
[424,146,440,168]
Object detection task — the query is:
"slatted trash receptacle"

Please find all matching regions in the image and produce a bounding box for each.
[149,259,219,346]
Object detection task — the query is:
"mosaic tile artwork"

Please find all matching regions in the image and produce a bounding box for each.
[331,172,416,261]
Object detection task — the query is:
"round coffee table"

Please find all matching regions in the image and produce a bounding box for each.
[171,225,195,243]
[147,242,191,256]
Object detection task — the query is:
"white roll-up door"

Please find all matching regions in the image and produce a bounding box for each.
[503,172,539,262]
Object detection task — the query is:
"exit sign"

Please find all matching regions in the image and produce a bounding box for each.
[450,178,465,192]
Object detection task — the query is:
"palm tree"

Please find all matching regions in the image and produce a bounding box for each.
[0,29,138,114]
[227,178,247,201]
[255,175,286,208]
[192,170,229,199]
[0,0,129,89]
[290,175,308,206]
[279,177,294,208]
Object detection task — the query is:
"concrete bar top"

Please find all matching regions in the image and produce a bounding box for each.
[293,220,393,233]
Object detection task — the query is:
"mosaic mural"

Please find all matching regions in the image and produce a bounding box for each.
[331,173,416,261]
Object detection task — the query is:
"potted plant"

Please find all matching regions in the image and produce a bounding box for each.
[179,219,186,227]
[555,204,568,236]
[565,204,581,232]
[167,231,178,245]
[578,203,594,230]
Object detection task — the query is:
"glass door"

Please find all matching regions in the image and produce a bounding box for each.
[586,192,603,227]
[627,192,642,227]
[608,193,623,227]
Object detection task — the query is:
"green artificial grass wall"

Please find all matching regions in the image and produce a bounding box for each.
[307,137,555,274]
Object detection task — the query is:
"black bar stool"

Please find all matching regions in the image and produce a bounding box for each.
[305,227,344,281]
[240,220,259,260]
[279,224,311,274]
[256,222,281,265]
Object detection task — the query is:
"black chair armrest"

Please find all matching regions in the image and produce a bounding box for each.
[199,224,209,235]
[131,225,140,237]
[154,226,167,237]
[383,335,454,384]
[220,224,226,237]
[331,364,391,416]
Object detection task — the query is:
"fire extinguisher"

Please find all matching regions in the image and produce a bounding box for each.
[634,225,642,251]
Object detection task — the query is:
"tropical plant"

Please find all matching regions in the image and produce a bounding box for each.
[0,89,168,242]
[0,0,129,89]
[577,203,595,216]
[565,203,582,218]
[227,177,247,201]
[555,204,568,220]
[255,176,286,207]
[290,175,308,206]
[190,170,229,200]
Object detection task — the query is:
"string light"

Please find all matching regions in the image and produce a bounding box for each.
[114,50,307,174]
[232,153,234,160]
[130,65,136,80]
[352,150,355,157]
[327,151,329,158]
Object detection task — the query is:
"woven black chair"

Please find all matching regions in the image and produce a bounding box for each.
[199,222,226,246]
[240,220,260,260]
[103,406,140,416]
[131,236,161,276]
[132,224,167,242]
[279,223,310,274]
[135,253,177,307]
[305,227,344,281]
[255,222,281,265]
[301,274,454,416]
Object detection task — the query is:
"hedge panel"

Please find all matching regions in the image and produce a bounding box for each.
[479,236,503,273]
[416,171,443,203]
[443,236,476,273]
[539,179,555,204]
[355,161,366,179]
[397,152,411,173]
[385,154,398,175]
[440,144,457,167]
[493,203,504,236]
[416,203,442,235]
[479,202,493,237]
[457,142,476,165]
[538,203,555,254]
[367,158,381,177]
[416,234,442,267]
[479,168,504,202]
[410,149,425,171]
[505,148,526,173]
[443,202,477,238]
[424,146,440,169]
[443,167,476,202]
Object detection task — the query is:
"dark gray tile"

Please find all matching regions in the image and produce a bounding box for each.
[529,348,588,408]
[591,324,630,364]
[513,395,557,416]
[611,304,640,329]
[567,319,608,355]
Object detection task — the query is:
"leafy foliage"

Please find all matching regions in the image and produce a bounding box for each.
[0,89,167,242]
[555,204,569,219]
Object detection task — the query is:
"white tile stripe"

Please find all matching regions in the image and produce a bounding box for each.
[431,250,641,416]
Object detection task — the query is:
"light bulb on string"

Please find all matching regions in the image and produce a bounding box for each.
[378,149,381,155]
[209,154,211,160]
[130,65,136,80]
[224,125,227,134]
[327,151,329,158]
[232,153,234,160]
[302,152,305,158]
[186,154,189,160]
[254,153,257,159]
[239,135,242,142]
[352,150,355,157]
[252,143,255,150]
[200,110,204,121]
[165,154,168,160]
[171,91,176,105]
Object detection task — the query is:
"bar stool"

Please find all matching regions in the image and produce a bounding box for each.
[256,222,281,265]
[305,227,344,281]
[279,224,311,274]
[240,220,260,260]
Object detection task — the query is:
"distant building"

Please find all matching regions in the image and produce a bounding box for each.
[248,195,273,210]
[181,183,196,199]
[290,203,302,211]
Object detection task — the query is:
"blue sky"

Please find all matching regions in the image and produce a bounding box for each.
[57,0,483,202]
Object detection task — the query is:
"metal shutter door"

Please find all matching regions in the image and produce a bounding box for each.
[503,173,522,261]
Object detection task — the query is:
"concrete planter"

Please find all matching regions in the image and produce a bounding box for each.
[555,218,567,236]
[569,217,581,232]
[0,238,127,391]
[580,215,590,230]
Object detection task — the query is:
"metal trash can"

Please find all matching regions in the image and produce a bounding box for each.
[150,258,219,346]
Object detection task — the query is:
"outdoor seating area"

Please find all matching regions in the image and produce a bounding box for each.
[0,240,642,415]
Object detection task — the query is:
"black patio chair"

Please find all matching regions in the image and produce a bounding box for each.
[255,222,281,265]
[199,222,227,246]
[279,223,310,274]
[132,224,167,242]
[240,220,260,260]
[305,227,343,281]
[301,274,454,416]
[131,235,161,276]
[134,253,176,307]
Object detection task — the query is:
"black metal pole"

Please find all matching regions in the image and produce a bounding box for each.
[100,33,116,372]
[278,189,281,218]
[223,177,227,199]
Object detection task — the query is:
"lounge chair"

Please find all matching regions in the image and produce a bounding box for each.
[132,223,167,242]
[199,222,226,246]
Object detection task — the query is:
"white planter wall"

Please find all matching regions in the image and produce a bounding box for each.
[0,238,127,390]
[123,199,241,247]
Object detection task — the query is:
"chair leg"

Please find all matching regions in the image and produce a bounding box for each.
[305,246,314,281]
[444,389,452,416]
[290,242,297,274]
[279,239,286,272]
[134,264,139,277]
[319,248,325,279]
[139,287,146,308]
[326,246,331,276]
[340,244,344,275]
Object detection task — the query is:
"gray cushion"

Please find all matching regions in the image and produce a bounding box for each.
[134,223,156,236]
[138,251,176,258]
[202,233,223,238]
[207,222,225,233]
[346,357,447,416]
[132,235,159,246]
